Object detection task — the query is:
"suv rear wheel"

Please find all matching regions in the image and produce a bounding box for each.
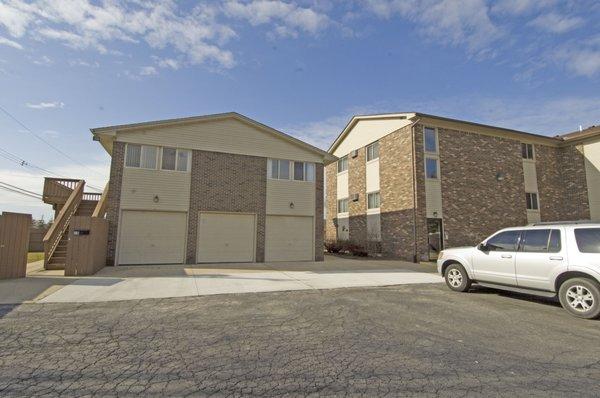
[444,263,471,292]
[558,278,600,319]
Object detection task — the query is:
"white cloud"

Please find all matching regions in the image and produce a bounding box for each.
[0,35,23,49]
[528,12,584,34]
[33,55,53,65]
[491,0,556,15]
[553,35,600,77]
[68,58,100,68]
[26,101,65,109]
[223,0,330,37]
[139,65,157,76]
[156,57,179,70]
[364,0,502,56]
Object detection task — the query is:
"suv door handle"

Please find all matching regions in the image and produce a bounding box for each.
[550,256,563,261]
[501,254,512,258]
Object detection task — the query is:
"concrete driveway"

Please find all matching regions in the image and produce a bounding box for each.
[0,255,441,304]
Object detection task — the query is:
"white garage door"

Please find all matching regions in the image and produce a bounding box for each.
[265,216,314,262]
[118,211,187,265]
[197,212,256,263]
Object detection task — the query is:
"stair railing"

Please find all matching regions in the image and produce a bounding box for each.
[43,180,84,267]
[91,183,109,218]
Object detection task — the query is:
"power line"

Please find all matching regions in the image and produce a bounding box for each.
[0,104,106,178]
[0,181,42,198]
[0,182,42,200]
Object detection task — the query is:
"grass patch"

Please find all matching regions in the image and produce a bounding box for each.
[27,252,44,263]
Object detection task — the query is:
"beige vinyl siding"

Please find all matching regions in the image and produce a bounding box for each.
[337,172,349,199]
[526,210,541,223]
[333,118,413,157]
[265,215,314,261]
[118,210,187,265]
[337,216,349,240]
[120,167,191,212]
[425,179,443,218]
[583,140,600,221]
[196,212,256,263]
[266,179,315,216]
[366,159,380,193]
[523,161,538,193]
[116,117,322,163]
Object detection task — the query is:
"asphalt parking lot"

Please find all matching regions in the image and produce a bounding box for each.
[1,283,599,397]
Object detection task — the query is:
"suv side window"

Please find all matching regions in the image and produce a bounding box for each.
[486,231,521,252]
[520,229,562,253]
[574,228,600,253]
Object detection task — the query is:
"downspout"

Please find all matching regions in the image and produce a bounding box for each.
[410,119,421,263]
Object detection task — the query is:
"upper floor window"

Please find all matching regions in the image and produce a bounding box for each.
[367,191,380,209]
[161,147,190,172]
[125,144,158,169]
[526,192,539,210]
[293,161,315,182]
[425,157,439,179]
[522,143,534,160]
[366,142,379,161]
[268,159,290,180]
[337,198,349,213]
[424,127,437,153]
[337,156,348,173]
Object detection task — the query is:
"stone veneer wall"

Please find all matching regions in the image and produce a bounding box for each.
[348,146,367,243]
[438,126,528,248]
[324,163,338,242]
[379,125,420,261]
[186,150,267,263]
[315,164,325,261]
[105,141,125,266]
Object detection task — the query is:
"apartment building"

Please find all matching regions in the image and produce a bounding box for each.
[325,113,600,262]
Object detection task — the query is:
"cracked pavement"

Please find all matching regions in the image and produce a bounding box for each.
[1,284,599,397]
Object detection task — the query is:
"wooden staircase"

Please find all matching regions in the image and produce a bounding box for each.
[42,179,108,271]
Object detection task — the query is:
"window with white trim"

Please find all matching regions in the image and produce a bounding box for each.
[161,147,190,172]
[425,157,439,179]
[337,156,348,173]
[366,142,379,161]
[337,198,349,213]
[522,143,534,160]
[424,127,437,153]
[268,159,291,180]
[125,144,158,169]
[367,191,380,209]
[526,192,539,210]
[292,161,315,181]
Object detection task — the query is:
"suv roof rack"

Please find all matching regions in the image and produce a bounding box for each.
[529,220,598,226]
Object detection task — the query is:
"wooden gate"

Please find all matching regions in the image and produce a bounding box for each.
[65,216,108,276]
[0,212,32,279]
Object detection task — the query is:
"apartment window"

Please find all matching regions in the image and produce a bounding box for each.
[268,159,291,180]
[337,156,348,173]
[337,198,349,213]
[125,144,158,169]
[292,161,315,181]
[526,192,539,210]
[424,127,437,153]
[161,148,190,172]
[522,143,534,160]
[425,157,439,179]
[367,191,380,209]
[366,142,379,161]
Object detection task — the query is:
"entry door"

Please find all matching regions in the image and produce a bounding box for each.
[427,219,443,261]
[472,230,520,285]
[196,213,256,263]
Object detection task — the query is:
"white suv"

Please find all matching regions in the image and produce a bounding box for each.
[437,222,600,319]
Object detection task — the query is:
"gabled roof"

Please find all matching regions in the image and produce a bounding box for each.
[558,125,600,143]
[91,112,337,163]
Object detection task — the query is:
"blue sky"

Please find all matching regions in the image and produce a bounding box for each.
[0,0,599,219]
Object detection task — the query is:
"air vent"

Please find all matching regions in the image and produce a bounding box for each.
[351,149,358,158]
[352,193,359,202]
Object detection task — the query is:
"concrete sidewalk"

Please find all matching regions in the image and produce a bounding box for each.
[1,256,442,304]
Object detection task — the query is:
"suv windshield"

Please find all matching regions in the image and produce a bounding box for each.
[574,228,600,253]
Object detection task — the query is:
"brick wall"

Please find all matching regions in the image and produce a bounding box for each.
[559,145,590,220]
[186,150,267,263]
[438,127,527,248]
[325,163,337,241]
[315,163,324,261]
[379,125,419,261]
[105,141,124,266]
[348,147,367,243]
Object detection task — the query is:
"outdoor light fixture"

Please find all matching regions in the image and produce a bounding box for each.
[289,202,295,209]
[496,172,506,181]
[153,195,159,203]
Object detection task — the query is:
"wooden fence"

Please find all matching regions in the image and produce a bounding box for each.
[65,216,108,276]
[29,227,48,252]
[0,212,31,279]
